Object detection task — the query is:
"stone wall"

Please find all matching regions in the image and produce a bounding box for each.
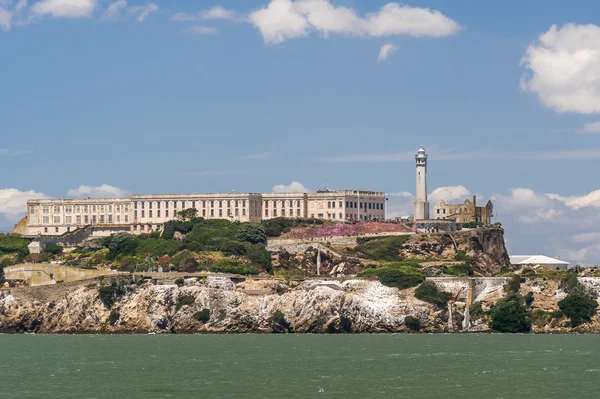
[426,277,509,303]
[4,264,124,286]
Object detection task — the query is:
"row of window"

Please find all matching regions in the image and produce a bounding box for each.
[265,209,302,217]
[264,200,302,208]
[133,208,260,219]
[134,199,254,210]
[42,214,130,225]
[345,201,384,210]
[34,204,129,215]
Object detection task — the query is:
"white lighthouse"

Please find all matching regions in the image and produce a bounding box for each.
[414,146,430,220]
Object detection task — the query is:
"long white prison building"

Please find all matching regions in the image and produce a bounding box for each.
[25,190,386,237]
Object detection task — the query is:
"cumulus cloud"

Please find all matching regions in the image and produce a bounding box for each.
[377,43,396,62]
[130,2,157,22]
[272,181,310,193]
[521,24,600,114]
[67,184,130,198]
[550,189,600,210]
[578,121,600,134]
[429,185,471,204]
[100,0,126,20]
[249,0,461,44]
[31,0,96,18]
[0,188,48,215]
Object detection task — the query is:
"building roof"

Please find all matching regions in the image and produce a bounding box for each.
[510,255,569,266]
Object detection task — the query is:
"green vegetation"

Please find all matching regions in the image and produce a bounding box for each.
[174,277,185,287]
[193,309,211,323]
[414,281,452,307]
[234,224,267,245]
[175,293,195,311]
[488,293,531,332]
[489,275,531,332]
[355,235,410,261]
[524,292,535,306]
[42,242,63,255]
[469,301,485,318]
[404,316,421,331]
[358,262,425,289]
[461,222,484,229]
[556,272,598,327]
[0,234,31,260]
[108,310,120,326]
[531,309,549,327]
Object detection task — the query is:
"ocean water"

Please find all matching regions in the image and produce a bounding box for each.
[1,334,599,398]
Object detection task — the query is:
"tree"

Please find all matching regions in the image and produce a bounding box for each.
[414,281,452,307]
[558,291,599,327]
[235,223,267,245]
[179,257,199,273]
[489,293,531,332]
[107,233,139,259]
[177,208,199,221]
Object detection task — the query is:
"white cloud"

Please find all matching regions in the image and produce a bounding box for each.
[571,232,600,243]
[67,184,130,198]
[101,0,126,20]
[0,7,12,30]
[377,43,396,62]
[429,185,471,204]
[521,24,600,114]
[578,121,600,134]
[272,181,310,193]
[31,0,96,18]
[201,5,237,21]
[551,189,600,210]
[187,25,217,35]
[130,2,157,22]
[0,188,47,215]
[387,191,413,199]
[15,0,27,12]
[249,0,461,44]
[492,188,562,224]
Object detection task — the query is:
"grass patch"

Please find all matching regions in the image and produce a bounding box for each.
[355,235,411,261]
[193,309,210,323]
[414,281,452,307]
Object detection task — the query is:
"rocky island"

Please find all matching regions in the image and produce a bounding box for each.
[1,219,599,334]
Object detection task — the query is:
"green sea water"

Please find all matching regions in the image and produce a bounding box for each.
[1,334,599,398]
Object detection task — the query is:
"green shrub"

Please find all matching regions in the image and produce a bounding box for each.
[234,223,267,245]
[193,309,211,323]
[0,234,31,260]
[549,310,563,320]
[355,236,410,261]
[505,274,522,294]
[261,218,324,238]
[558,291,598,327]
[173,251,196,267]
[175,293,195,311]
[106,233,139,260]
[414,281,452,307]
[268,310,291,332]
[209,259,258,275]
[446,263,474,277]
[43,242,63,255]
[488,293,531,332]
[219,240,248,256]
[23,253,50,263]
[178,258,199,273]
[98,281,125,309]
[378,269,424,290]
[174,277,185,287]
[559,273,580,293]
[108,310,120,326]
[454,250,469,262]
[404,316,421,331]
[246,244,272,272]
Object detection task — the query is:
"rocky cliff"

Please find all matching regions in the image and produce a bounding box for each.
[1,273,599,334]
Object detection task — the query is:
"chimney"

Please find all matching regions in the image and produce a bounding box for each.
[472,195,477,208]
[556,255,560,260]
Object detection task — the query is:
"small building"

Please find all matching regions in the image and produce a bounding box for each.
[510,255,570,271]
[433,195,493,225]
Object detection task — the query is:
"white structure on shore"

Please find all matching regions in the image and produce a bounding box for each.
[510,255,570,271]
[413,146,430,220]
[25,190,386,237]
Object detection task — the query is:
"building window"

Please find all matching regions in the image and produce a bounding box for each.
[211,209,214,217]
[55,227,59,233]
[125,215,129,222]
[219,201,223,208]
[43,206,49,214]
[297,209,301,216]
[157,210,161,218]
[327,201,331,208]
[108,205,113,212]
[282,209,286,216]
[202,209,206,217]
[84,215,89,224]
[339,213,342,219]
[65,206,72,213]
[235,200,239,207]
[100,205,105,213]
[92,205,97,212]
[273,210,277,217]
[191,201,195,209]
[211,200,214,208]
[332,213,335,219]
[44,227,48,233]
[100,215,105,224]
[265,210,269,217]
[318,213,323,218]
[43,216,49,224]
[243,209,246,216]
[227,200,231,208]
[235,209,239,216]
[165,210,169,218]
[219,209,222,217]
[142,210,145,218]
[181,201,185,208]
[108,215,113,223]
[84,205,89,212]
[54,216,60,224]
[265,201,269,208]
[54,206,60,213]
[354,202,357,208]
[165,202,169,209]
[116,215,120,223]
[76,215,81,224]
[92,215,97,224]
[149,210,153,218]
[65,216,72,224]
[339,202,342,208]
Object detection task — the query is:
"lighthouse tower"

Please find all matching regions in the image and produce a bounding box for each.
[414,146,430,220]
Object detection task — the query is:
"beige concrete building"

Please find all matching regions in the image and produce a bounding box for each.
[25,189,386,238]
[433,195,494,224]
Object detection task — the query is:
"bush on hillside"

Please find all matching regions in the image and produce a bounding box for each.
[246,244,272,272]
[0,234,31,260]
[488,293,531,333]
[43,242,63,255]
[193,309,211,323]
[108,310,120,326]
[558,291,598,327]
[234,223,267,245]
[377,269,424,290]
[106,233,139,260]
[414,281,453,307]
[175,293,195,311]
[355,235,410,261]
[404,316,421,331]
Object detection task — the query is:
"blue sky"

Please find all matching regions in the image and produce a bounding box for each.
[1,0,600,264]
